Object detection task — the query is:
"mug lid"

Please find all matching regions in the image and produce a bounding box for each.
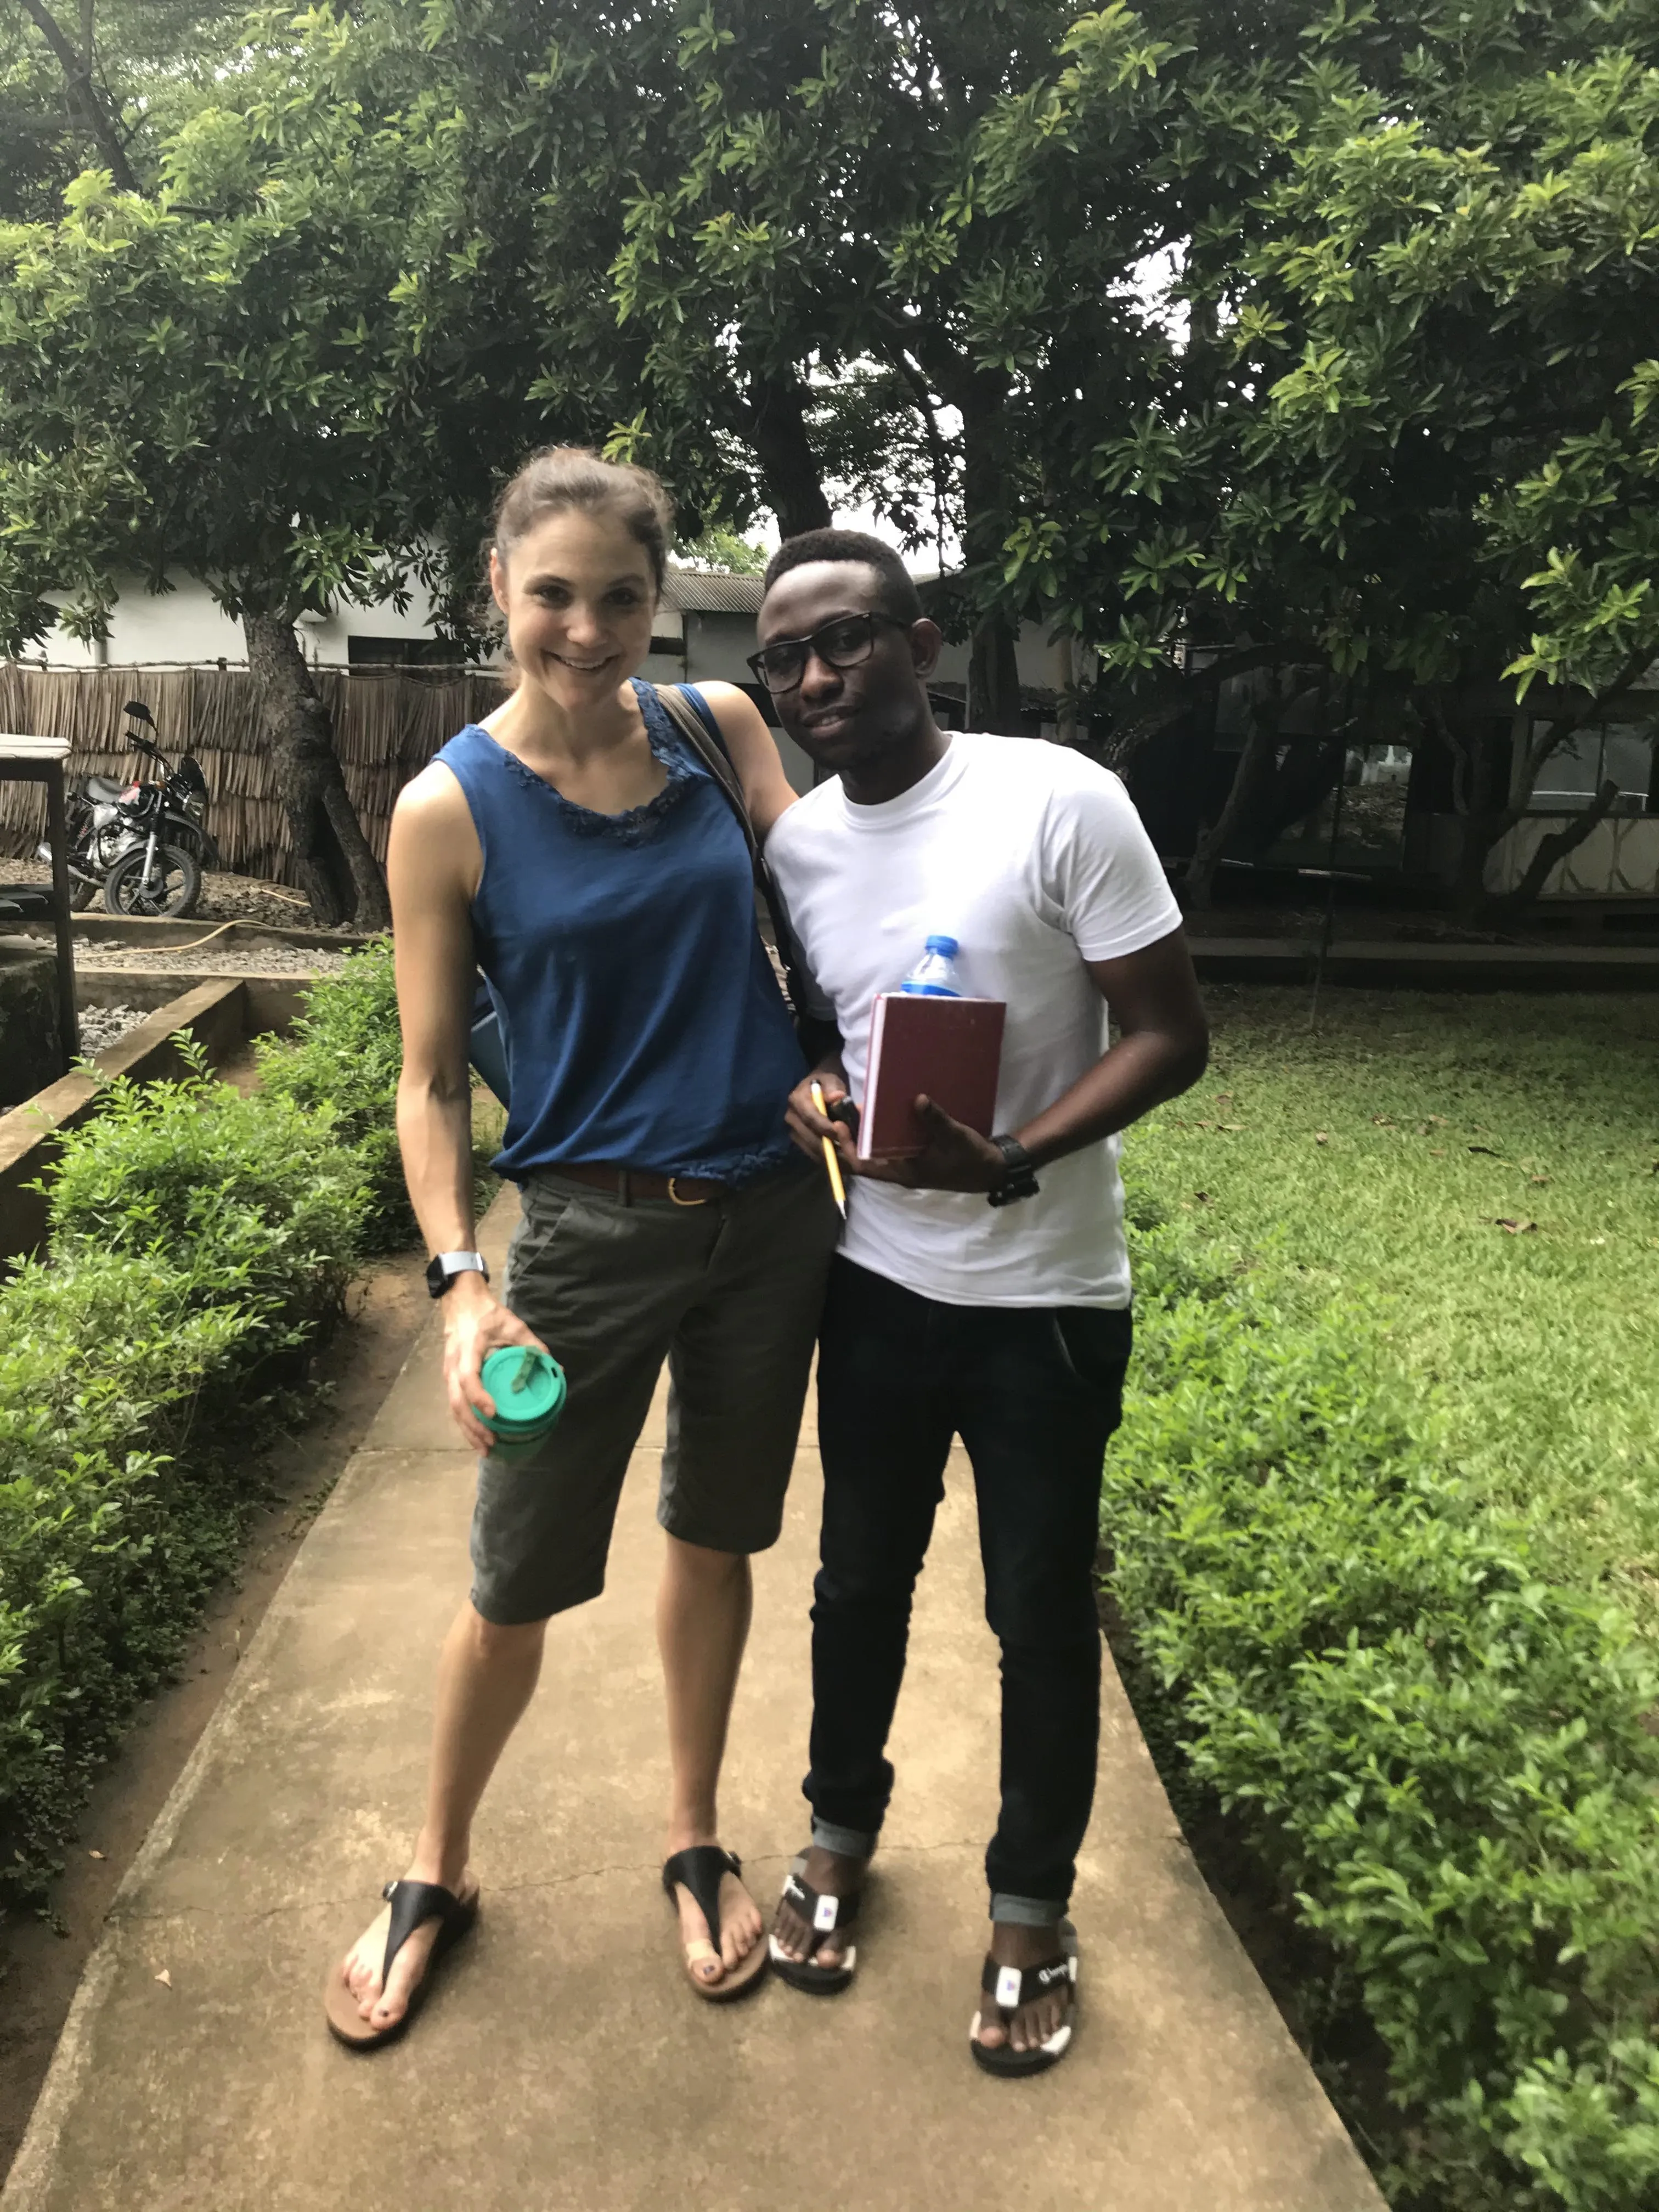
[481,1346,566,1430]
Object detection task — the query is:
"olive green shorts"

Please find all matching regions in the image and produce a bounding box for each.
[469,1160,839,1624]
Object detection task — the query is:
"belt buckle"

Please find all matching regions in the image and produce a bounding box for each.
[667,1176,708,1207]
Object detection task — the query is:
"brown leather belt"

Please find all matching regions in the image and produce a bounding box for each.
[552,1161,726,1206]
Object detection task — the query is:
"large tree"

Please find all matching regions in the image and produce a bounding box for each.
[7,0,1654,923]
[367,0,1213,726]
[0,71,464,923]
[600,0,1206,730]
[989,0,1659,909]
[0,0,247,216]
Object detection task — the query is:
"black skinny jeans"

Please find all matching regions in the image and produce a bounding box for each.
[805,1255,1132,1915]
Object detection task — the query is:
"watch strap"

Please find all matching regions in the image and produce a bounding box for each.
[988,1135,1040,1208]
[427,1250,489,1297]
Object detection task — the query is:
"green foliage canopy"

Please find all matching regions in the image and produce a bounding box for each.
[0,74,449,650]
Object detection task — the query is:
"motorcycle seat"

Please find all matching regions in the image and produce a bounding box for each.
[84,775,126,804]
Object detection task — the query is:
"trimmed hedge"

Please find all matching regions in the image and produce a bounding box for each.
[49,1045,364,1353]
[0,1252,253,1903]
[1108,1202,1659,2211]
[257,938,410,1250]
[1,974,395,1915]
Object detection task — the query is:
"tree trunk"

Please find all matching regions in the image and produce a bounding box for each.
[959,370,1024,733]
[16,0,139,192]
[1053,634,1077,747]
[1238,721,1342,852]
[243,612,390,929]
[1183,705,1281,911]
[966,613,1024,733]
[747,372,833,541]
[1451,811,1506,918]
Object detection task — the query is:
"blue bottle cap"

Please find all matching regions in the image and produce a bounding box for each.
[924,934,958,956]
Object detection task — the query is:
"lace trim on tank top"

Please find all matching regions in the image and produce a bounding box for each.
[489,683,696,847]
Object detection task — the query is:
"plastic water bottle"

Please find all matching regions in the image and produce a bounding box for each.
[900,934,962,997]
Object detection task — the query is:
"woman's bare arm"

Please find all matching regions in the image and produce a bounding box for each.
[388,766,482,1255]
[698,680,800,838]
[387,764,547,1448]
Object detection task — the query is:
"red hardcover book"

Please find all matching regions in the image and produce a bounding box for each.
[856,994,1007,1160]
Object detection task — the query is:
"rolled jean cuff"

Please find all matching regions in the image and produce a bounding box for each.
[810,1817,877,1861]
[990,1891,1069,1927]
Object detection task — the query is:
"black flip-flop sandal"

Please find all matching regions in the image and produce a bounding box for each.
[324,1877,478,2051]
[662,1846,769,2002]
[768,1851,863,1994]
[969,1921,1079,2077]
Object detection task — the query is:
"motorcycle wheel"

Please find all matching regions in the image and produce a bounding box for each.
[70,875,99,911]
[103,842,202,919]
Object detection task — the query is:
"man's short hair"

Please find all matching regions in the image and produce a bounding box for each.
[763,528,923,626]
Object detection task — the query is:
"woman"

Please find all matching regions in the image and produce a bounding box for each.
[326,448,838,2047]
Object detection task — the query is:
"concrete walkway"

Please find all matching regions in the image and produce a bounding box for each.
[3,1190,1383,2212]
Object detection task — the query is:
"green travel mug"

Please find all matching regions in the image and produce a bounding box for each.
[479,1346,567,1455]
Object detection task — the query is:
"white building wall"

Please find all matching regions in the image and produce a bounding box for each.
[644,612,815,793]
[37,570,451,669]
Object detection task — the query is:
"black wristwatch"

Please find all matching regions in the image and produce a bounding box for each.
[987,1135,1041,1208]
[426,1250,489,1299]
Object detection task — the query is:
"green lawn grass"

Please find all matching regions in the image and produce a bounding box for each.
[1123,985,1659,1629]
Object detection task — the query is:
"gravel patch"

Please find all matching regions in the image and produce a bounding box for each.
[74,943,353,977]
[76,1003,153,1056]
[2,860,360,933]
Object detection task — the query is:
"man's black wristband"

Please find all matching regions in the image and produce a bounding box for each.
[987,1135,1040,1208]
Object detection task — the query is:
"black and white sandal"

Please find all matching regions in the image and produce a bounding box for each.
[969,1921,1079,2077]
[768,1852,863,1994]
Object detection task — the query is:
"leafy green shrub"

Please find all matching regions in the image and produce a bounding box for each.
[0,1249,253,1910]
[2,1031,374,1910]
[48,1042,365,1357]
[1108,1216,1659,2209]
[257,939,410,1248]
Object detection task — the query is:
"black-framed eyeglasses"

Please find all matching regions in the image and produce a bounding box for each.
[746,612,909,696]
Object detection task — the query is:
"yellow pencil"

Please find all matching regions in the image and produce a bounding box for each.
[810,1080,848,1219]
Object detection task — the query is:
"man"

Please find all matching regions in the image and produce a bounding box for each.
[757,529,1208,2074]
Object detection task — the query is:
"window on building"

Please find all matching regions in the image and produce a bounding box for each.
[1530,719,1656,814]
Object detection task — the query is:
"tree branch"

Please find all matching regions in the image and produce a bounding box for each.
[16,0,138,191]
[1489,779,1622,913]
[1522,646,1652,785]
[1422,691,1474,816]
[1182,675,1284,909]
[891,350,955,565]
[1097,644,1279,773]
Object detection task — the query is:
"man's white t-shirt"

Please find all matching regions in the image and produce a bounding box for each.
[765,732,1183,1308]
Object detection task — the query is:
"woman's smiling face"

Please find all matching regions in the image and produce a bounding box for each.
[490,507,658,709]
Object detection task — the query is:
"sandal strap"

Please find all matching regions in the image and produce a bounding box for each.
[662,1845,742,1956]
[980,1949,1077,2017]
[780,1858,861,1955]
[380,1878,467,1988]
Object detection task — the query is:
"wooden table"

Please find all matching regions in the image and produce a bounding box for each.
[1,732,79,1071]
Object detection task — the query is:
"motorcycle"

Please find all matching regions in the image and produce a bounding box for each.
[42,701,219,918]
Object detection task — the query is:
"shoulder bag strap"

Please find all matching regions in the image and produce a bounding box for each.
[653,683,817,1028]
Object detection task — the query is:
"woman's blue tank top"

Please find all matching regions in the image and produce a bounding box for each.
[435,682,803,1184]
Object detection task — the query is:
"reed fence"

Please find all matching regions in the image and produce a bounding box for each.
[0,664,506,883]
